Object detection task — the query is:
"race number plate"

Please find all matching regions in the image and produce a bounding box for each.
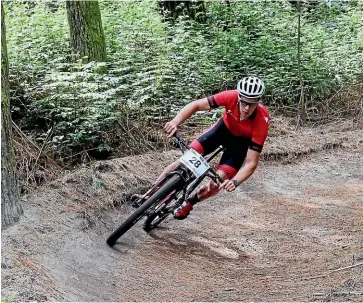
[180,149,210,178]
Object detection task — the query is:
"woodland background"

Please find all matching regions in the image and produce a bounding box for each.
[2,0,363,195]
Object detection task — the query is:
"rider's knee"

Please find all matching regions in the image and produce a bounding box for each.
[216,165,237,180]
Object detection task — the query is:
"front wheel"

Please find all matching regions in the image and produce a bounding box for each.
[106,174,183,246]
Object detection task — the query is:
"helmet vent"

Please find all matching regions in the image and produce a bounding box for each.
[237,76,265,98]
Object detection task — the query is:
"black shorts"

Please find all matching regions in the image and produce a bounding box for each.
[189,119,251,178]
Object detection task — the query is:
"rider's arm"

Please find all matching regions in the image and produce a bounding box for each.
[218,148,260,191]
[232,107,269,185]
[165,98,211,136]
[232,149,260,185]
[171,98,210,125]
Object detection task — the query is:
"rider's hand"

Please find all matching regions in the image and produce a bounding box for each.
[164,121,178,138]
[219,180,237,192]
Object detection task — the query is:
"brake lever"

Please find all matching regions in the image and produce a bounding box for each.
[217,175,225,184]
[174,133,181,141]
[173,132,188,154]
[207,171,224,185]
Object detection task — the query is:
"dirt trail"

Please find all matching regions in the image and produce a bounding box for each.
[2,132,363,301]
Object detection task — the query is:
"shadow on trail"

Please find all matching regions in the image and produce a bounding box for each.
[146,228,249,261]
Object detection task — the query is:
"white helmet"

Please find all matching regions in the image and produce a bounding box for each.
[237,76,265,98]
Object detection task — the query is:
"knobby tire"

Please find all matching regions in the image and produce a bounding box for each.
[106,174,183,246]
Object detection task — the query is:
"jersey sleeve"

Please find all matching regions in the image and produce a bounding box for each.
[207,90,237,109]
[250,111,270,152]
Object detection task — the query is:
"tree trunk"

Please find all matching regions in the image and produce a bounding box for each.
[158,1,206,23]
[289,0,319,11]
[1,3,23,229]
[66,0,106,62]
[297,0,307,125]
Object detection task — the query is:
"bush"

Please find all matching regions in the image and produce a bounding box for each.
[5,0,363,162]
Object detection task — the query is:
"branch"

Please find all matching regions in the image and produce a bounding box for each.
[12,121,63,170]
[302,262,363,281]
[29,126,53,174]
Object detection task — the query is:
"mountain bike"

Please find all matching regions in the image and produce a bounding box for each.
[106,134,225,246]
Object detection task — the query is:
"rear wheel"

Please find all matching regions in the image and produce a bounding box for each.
[106,174,183,246]
[143,211,170,232]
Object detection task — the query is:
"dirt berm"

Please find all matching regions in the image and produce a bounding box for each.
[2,121,363,302]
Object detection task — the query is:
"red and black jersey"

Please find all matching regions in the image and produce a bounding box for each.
[207,90,270,152]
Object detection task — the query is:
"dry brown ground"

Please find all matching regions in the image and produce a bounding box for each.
[1,118,363,302]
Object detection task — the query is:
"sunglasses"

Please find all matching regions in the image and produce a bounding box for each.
[238,95,259,107]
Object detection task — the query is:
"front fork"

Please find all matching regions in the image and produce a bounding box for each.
[132,164,221,211]
[131,165,189,209]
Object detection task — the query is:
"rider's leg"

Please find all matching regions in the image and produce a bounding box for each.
[132,160,179,202]
[179,119,228,204]
[155,160,179,183]
[158,119,226,183]
[187,143,248,204]
[192,169,228,202]
[141,122,220,196]
[174,125,250,219]
[189,161,243,202]
[151,121,224,186]
[173,168,232,220]
[139,119,227,205]
[173,162,241,220]
[174,170,227,220]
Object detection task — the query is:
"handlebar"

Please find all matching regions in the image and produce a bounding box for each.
[216,174,225,184]
[173,132,225,184]
[172,132,190,153]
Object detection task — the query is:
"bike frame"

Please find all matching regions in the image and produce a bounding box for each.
[141,134,225,216]
[174,134,225,201]
[106,134,227,243]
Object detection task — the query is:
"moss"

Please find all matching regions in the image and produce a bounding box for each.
[66,1,106,63]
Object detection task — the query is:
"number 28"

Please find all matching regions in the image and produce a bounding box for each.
[189,156,201,168]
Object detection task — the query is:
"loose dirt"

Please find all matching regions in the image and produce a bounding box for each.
[2,125,363,302]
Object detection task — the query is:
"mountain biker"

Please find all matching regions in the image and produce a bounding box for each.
[151,76,270,220]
